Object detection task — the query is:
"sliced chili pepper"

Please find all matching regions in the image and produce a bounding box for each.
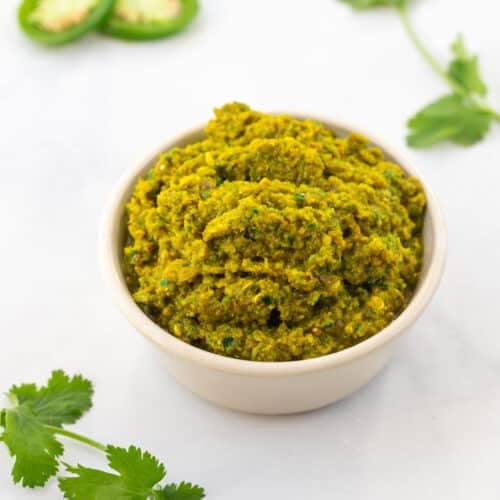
[101,0,198,41]
[18,0,115,46]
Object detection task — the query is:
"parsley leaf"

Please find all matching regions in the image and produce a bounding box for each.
[407,94,492,148]
[0,370,94,487]
[58,445,167,499]
[1,404,63,487]
[448,34,487,97]
[339,0,407,10]
[9,370,93,427]
[158,482,206,499]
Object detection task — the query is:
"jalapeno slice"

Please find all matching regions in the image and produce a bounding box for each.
[101,0,198,40]
[18,0,115,46]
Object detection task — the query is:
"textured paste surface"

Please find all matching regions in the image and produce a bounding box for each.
[124,103,426,361]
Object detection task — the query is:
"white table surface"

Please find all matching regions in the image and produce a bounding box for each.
[1,0,500,498]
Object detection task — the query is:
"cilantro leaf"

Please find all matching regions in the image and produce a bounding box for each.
[448,34,487,97]
[339,0,407,10]
[58,445,166,499]
[158,482,206,499]
[1,372,204,497]
[0,370,93,487]
[1,405,63,487]
[407,94,492,147]
[9,370,93,427]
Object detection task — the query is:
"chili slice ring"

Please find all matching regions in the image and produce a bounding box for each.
[101,0,199,41]
[18,0,115,46]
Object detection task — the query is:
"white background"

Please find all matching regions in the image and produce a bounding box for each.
[1,0,500,498]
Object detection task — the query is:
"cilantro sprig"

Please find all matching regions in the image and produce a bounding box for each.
[0,370,205,499]
[339,0,500,148]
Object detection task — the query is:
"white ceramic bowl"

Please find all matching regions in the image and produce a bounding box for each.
[100,114,447,415]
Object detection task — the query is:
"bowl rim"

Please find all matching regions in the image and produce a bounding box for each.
[100,113,447,377]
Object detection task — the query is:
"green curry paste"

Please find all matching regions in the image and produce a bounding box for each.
[123,103,426,361]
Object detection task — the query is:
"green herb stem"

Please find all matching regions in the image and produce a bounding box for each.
[45,425,107,452]
[398,4,500,121]
[397,5,450,85]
